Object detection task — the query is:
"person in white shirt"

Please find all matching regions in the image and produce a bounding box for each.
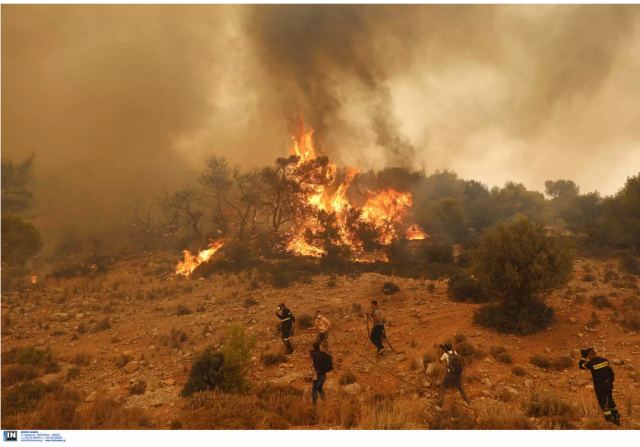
[312,310,331,350]
[438,343,470,404]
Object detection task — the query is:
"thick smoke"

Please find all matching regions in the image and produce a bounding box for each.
[2,5,640,256]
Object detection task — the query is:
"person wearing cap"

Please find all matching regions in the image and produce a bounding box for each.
[275,303,296,354]
[579,347,620,425]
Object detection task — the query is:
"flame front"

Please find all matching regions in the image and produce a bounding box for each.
[175,240,224,276]
[405,223,428,241]
[285,120,425,258]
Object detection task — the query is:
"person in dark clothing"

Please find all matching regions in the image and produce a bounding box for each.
[276,303,295,354]
[368,300,385,354]
[438,343,470,405]
[310,342,328,405]
[579,347,620,425]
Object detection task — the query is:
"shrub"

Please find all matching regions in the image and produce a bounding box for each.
[261,351,286,366]
[3,364,39,386]
[591,294,614,309]
[622,310,640,331]
[621,255,640,275]
[582,274,596,282]
[426,282,436,293]
[243,297,258,308]
[604,270,619,283]
[176,305,193,316]
[496,352,513,364]
[512,366,527,376]
[351,303,362,313]
[181,349,225,397]
[114,354,131,369]
[2,346,59,374]
[66,367,81,381]
[271,264,295,288]
[327,279,337,288]
[448,273,487,303]
[296,314,314,329]
[424,242,454,265]
[526,390,574,417]
[224,240,254,269]
[472,218,572,334]
[474,301,554,335]
[128,380,147,395]
[1,215,43,268]
[91,318,111,332]
[339,370,357,385]
[552,356,573,371]
[530,355,552,369]
[1,381,49,414]
[382,282,400,295]
[219,325,255,392]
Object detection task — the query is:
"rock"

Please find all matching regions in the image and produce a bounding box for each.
[569,317,577,323]
[163,378,176,386]
[504,386,519,398]
[524,379,533,388]
[53,312,69,321]
[342,383,362,395]
[85,391,98,402]
[612,358,624,366]
[425,363,436,376]
[481,377,492,387]
[123,361,139,374]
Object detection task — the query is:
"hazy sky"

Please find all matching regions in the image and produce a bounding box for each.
[2,5,640,246]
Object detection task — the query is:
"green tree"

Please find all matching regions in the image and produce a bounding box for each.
[1,215,43,269]
[1,155,34,215]
[472,217,573,334]
[596,173,640,250]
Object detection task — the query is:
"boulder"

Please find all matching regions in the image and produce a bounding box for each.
[85,391,98,403]
[342,383,362,395]
[123,361,139,374]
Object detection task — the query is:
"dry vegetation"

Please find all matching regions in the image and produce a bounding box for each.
[2,254,640,429]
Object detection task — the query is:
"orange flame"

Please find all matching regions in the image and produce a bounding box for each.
[175,240,224,276]
[406,224,428,241]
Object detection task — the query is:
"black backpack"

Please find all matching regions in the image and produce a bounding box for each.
[448,353,463,374]
[318,352,333,373]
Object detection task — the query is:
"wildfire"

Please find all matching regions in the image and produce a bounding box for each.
[285,120,426,257]
[175,239,224,277]
[406,223,428,241]
[174,119,426,272]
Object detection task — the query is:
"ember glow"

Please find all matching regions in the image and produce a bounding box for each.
[175,240,225,276]
[405,224,428,241]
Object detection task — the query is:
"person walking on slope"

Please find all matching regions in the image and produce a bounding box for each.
[312,309,331,350]
[310,342,332,405]
[368,300,385,355]
[438,343,470,405]
[579,347,620,426]
[275,302,295,354]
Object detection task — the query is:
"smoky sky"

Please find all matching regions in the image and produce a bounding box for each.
[2,5,640,252]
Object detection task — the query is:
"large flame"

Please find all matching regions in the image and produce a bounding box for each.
[405,223,428,241]
[285,120,425,258]
[175,240,224,276]
[175,119,426,271]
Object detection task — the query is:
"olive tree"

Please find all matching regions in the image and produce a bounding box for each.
[472,217,573,334]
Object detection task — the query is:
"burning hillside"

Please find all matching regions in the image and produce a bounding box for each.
[175,121,426,276]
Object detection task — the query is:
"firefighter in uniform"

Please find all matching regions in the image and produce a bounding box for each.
[579,347,620,426]
[276,303,295,354]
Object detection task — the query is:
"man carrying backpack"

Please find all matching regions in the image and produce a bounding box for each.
[368,300,385,355]
[276,302,296,354]
[438,343,470,404]
[310,342,332,405]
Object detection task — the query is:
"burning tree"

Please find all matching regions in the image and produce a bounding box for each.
[173,119,428,276]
